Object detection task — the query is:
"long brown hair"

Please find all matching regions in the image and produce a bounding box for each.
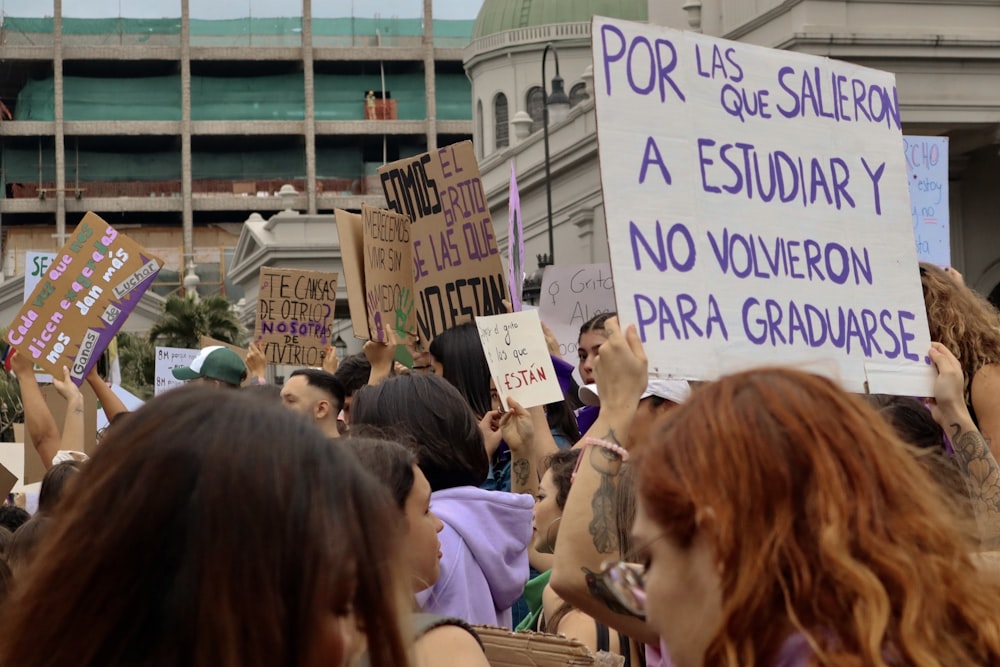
[920,262,1000,399]
[637,367,1000,667]
[0,386,412,667]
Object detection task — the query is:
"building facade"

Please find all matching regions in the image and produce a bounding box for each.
[0,0,472,297]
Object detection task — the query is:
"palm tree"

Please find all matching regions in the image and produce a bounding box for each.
[147,295,244,349]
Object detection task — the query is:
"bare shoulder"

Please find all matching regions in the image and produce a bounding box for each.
[415,625,489,667]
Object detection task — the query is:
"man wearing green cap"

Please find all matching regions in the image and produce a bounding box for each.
[171,346,247,388]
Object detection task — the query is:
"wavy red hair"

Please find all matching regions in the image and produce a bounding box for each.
[637,367,1000,666]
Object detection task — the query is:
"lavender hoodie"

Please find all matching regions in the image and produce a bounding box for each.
[415,485,534,627]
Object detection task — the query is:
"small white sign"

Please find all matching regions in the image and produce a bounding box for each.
[23,251,56,303]
[904,135,950,267]
[154,346,200,395]
[476,309,563,409]
[538,263,616,383]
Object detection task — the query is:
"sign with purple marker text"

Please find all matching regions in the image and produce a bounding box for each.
[255,267,338,366]
[904,135,949,267]
[592,17,934,395]
[476,309,563,409]
[7,212,162,384]
[378,141,508,342]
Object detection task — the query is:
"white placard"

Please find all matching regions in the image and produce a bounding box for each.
[154,346,200,395]
[592,17,935,396]
[23,251,56,303]
[476,309,563,409]
[23,251,58,382]
[538,263,616,382]
[904,135,950,267]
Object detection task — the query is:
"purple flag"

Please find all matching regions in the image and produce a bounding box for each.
[507,161,524,312]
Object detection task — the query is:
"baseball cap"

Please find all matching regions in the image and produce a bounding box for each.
[579,378,691,407]
[171,346,247,386]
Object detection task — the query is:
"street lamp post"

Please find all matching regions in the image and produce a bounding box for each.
[541,43,570,268]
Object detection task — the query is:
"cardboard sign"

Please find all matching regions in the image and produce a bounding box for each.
[476,309,563,409]
[24,251,56,303]
[154,346,200,395]
[7,213,162,385]
[361,204,417,345]
[904,135,950,266]
[198,336,248,360]
[538,263,616,380]
[378,141,508,341]
[592,18,935,395]
[255,267,338,367]
[334,209,370,340]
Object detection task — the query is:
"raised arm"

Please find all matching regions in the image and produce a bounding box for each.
[929,343,1000,548]
[53,366,85,454]
[549,318,659,646]
[11,351,61,469]
[85,367,128,423]
[364,341,396,385]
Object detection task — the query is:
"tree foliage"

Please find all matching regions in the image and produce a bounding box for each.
[147,295,243,349]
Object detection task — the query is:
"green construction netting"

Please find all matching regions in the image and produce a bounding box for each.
[15,72,470,121]
[0,16,473,46]
[1,146,363,182]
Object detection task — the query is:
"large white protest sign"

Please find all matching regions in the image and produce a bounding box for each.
[154,346,200,395]
[539,263,616,380]
[904,136,950,267]
[592,17,935,395]
[476,309,563,409]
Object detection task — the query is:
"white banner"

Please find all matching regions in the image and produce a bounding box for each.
[538,263,616,383]
[592,17,934,395]
[154,346,200,395]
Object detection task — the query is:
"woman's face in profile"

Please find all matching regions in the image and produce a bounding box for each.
[633,498,723,667]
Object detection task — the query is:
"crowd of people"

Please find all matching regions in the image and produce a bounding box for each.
[1,260,1000,666]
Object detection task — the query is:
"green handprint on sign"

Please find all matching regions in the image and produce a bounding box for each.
[394,287,415,340]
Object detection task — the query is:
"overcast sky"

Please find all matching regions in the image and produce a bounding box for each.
[1,0,483,20]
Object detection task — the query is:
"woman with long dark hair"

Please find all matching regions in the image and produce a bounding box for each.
[0,386,412,667]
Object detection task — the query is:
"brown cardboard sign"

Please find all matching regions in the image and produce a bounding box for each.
[472,626,594,666]
[6,212,162,384]
[361,204,416,345]
[334,209,370,340]
[22,382,98,485]
[378,140,508,342]
[0,461,17,497]
[254,267,338,367]
[198,336,248,361]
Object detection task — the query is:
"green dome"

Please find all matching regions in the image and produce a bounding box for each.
[472,0,647,40]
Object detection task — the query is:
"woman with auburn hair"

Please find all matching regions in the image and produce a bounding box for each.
[0,386,412,667]
[920,262,1000,457]
[631,366,1000,667]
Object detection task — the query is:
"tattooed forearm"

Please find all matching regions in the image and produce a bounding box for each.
[951,424,1000,546]
[587,436,624,554]
[512,458,531,490]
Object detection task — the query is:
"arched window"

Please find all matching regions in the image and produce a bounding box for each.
[526,86,544,134]
[476,99,484,158]
[570,82,588,107]
[493,93,509,150]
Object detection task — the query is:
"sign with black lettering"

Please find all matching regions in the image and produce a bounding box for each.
[362,204,416,345]
[378,140,508,342]
[476,309,563,409]
[6,212,162,384]
[255,267,338,366]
